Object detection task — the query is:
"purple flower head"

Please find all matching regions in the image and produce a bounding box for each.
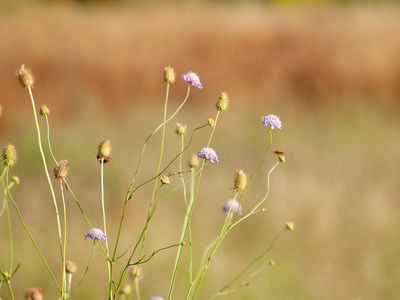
[148,297,164,300]
[261,114,282,130]
[182,71,203,89]
[85,228,107,241]
[197,147,219,163]
[223,199,242,215]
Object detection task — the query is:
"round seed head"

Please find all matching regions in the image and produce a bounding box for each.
[188,154,199,170]
[39,105,50,116]
[97,139,112,163]
[16,64,35,88]
[164,66,176,83]
[53,160,69,180]
[160,175,170,185]
[2,144,17,167]
[234,169,248,193]
[216,92,229,112]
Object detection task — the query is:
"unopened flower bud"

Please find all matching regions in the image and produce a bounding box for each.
[234,169,248,193]
[175,123,187,136]
[53,160,69,180]
[2,144,17,166]
[16,64,35,88]
[65,260,77,275]
[120,284,131,295]
[207,118,215,127]
[160,176,170,185]
[188,154,199,170]
[285,222,294,231]
[39,105,50,116]
[278,155,285,163]
[97,139,112,164]
[269,260,275,266]
[25,288,44,300]
[128,265,143,281]
[164,66,176,83]
[216,92,229,112]
[11,176,20,185]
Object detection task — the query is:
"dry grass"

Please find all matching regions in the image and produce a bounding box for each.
[1,2,400,299]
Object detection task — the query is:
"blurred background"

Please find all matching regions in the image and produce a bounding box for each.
[1,0,400,299]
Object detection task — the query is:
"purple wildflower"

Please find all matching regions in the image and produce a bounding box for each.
[223,199,242,215]
[148,297,164,300]
[85,228,107,241]
[197,147,219,163]
[182,71,203,89]
[261,114,282,130]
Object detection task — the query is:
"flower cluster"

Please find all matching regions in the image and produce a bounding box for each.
[261,114,282,130]
[85,228,107,241]
[197,147,219,163]
[182,71,203,89]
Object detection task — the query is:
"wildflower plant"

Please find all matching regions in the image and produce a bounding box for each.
[0,64,293,300]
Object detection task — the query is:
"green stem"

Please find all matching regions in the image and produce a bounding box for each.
[27,86,63,259]
[59,180,67,300]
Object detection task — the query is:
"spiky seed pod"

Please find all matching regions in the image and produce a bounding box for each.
[188,154,199,170]
[175,123,187,136]
[39,105,50,116]
[16,64,35,88]
[216,92,229,112]
[53,160,69,180]
[65,260,77,275]
[97,139,112,163]
[2,144,17,166]
[160,176,170,185]
[234,169,248,193]
[164,66,176,83]
[25,288,44,300]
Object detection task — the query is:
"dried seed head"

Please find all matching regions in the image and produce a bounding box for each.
[2,144,17,167]
[128,265,143,281]
[164,66,176,83]
[160,175,170,185]
[25,288,44,300]
[53,160,69,180]
[97,139,112,163]
[65,260,77,275]
[216,92,229,112]
[16,64,35,88]
[234,169,248,193]
[39,105,50,116]
[188,154,199,170]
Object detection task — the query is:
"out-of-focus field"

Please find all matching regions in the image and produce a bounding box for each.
[1,2,400,299]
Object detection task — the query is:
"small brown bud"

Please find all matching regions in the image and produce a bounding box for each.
[160,175,170,185]
[25,288,44,300]
[53,160,69,180]
[65,260,77,275]
[97,139,112,163]
[16,64,35,88]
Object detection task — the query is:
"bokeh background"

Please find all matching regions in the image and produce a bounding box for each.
[1,0,400,299]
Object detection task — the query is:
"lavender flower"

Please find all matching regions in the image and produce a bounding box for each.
[197,147,219,163]
[223,199,242,215]
[261,114,282,130]
[148,297,164,300]
[182,71,203,89]
[85,228,107,241]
